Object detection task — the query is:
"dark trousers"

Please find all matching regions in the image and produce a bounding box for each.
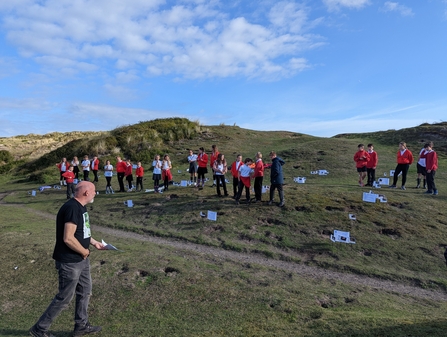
[136,177,143,191]
[126,175,133,189]
[73,166,79,179]
[92,170,98,182]
[66,183,75,199]
[117,172,125,191]
[392,164,410,186]
[426,170,437,192]
[254,176,263,201]
[83,170,89,181]
[105,177,112,187]
[216,175,228,196]
[367,168,376,185]
[232,177,239,197]
[236,180,250,201]
[32,259,92,333]
[270,184,284,202]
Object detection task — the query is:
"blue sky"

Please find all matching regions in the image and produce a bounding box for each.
[0,0,446,137]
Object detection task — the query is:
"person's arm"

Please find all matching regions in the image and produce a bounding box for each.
[90,237,106,250]
[63,223,90,259]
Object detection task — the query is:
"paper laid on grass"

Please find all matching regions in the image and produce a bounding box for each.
[102,239,119,250]
[349,214,357,220]
[207,211,217,221]
[180,180,188,187]
[362,192,378,203]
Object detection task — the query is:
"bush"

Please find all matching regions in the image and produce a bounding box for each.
[0,150,13,163]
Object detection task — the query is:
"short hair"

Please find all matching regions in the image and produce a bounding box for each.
[256,152,262,158]
[399,142,407,148]
[367,143,373,147]
[244,158,253,164]
[358,144,364,148]
[269,151,276,156]
[424,143,431,148]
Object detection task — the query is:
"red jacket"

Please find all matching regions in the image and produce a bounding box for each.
[116,160,127,173]
[210,151,219,169]
[136,166,144,177]
[197,153,208,168]
[366,151,378,169]
[231,160,243,178]
[354,150,369,168]
[57,162,68,172]
[62,171,75,183]
[397,149,413,165]
[253,159,264,177]
[425,151,438,171]
[125,164,133,176]
[91,158,99,170]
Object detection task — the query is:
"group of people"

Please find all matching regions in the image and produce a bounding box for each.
[56,146,287,206]
[354,141,439,195]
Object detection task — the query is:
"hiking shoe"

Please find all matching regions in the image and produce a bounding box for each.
[278,201,285,207]
[401,186,406,190]
[424,190,433,194]
[389,185,396,188]
[29,326,56,337]
[268,200,274,205]
[73,323,102,336]
[433,190,438,195]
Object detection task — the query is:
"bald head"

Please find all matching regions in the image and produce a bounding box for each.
[74,181,96,205]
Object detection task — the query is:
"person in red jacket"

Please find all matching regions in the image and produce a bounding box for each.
[135,161,144,192]
[230,154,243,198]
[90,156,99,182]
[197,147,209,190]
[253,152,264,202]
[210,144,219,187]
[424,143,438,195]
[61,165,76,199]
[353,144,370,187]
[116,156,127,192]
[389,142,413,190]
[366,143,378,187]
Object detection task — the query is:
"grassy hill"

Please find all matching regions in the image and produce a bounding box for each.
[1,119,447,336]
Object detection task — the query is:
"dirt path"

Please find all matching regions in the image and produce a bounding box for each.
[2,195,447,301]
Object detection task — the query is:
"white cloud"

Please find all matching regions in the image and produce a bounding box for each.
[381,2,414,17]
[0,0,323,81]
[323,0,370,11]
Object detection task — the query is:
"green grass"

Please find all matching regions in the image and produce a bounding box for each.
[1,121,447,336]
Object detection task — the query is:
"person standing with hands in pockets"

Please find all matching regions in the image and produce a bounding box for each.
[29,181,105,337]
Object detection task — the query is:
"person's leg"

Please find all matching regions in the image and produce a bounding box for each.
[233,177,238,197]
[269,184,277,203]
[401,164,409,187]
[32,261,82,333]
[426,171,434,192]
[392,165,402,186]
[245,185,250,202]
[222,176,228,196]
[74,259,92,326]
[371,169,376,185]
[235,180,243,201]
[254,177,262,201]
[278,184,285,207]
[216,175,221,196]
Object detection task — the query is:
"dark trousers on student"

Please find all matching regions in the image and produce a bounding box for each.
[426,170,437,192]
[232,177,239,197]
[83,170,89,182]
[254,176,263,201]
[269,184,284,203]
[392,164,410,187]
[136,177,143,191]
[367,168,375,185]
[66,183,75,199]
[92,170,98,182]
[117,172,125,192]
[215,175,228,196]
[236,181,250,201]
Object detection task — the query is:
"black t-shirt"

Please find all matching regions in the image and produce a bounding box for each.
[52,198,91,263]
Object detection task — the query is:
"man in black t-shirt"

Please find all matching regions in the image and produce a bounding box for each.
[30,181,106,337]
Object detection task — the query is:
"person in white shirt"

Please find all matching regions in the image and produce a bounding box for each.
[81,155,90,181]
[187,150,198,185]
[235,158,254,205]
[213,153,229,197]
[103,160,114,194]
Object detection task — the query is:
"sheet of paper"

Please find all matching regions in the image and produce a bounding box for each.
[101,239,118,250]
[362,192,378,203]
[207,210,217,221]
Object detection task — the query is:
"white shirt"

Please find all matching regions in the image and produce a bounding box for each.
[81,160,90,171]
[188,154,198,162]
[238,164,253,178]
[104,164,113,177]
[152,160,162,174]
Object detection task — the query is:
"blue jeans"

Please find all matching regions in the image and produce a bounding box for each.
[33,259,92,332]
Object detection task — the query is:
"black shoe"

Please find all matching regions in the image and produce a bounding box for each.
[235,199,240,205]
[73,323,102,336]
[268,200,273,205]
[278,201,285,207]
[29,326,56,337]
[388,185,396,188]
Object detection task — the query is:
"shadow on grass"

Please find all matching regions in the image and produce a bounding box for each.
[308,319,447,337]
[0,329,73,337]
